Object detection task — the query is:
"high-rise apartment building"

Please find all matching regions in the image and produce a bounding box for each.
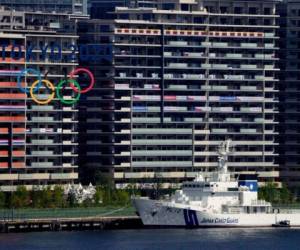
[0,0,87,15]
[0,8,83,191]
[88,0,158,19]
[88,0,129,19]
[278,0,300,188]
[79,0,281,188]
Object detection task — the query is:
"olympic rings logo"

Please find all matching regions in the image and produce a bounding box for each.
[16,67,95,105]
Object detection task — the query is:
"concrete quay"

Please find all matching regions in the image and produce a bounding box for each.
[0,216,143,233]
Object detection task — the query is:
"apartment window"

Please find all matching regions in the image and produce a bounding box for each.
[234,7,242,14]
[264,19,271,26]
[119,14,129,19]
[181,4,189,11]
[249,19,257,25]
[249,7,258,14]
[234,18,242,25]
[100,25,110,32]
[143,14,152,21]
[162,3,174,10]
[220,18,228,24]
[264,8,271,15]
[220,7,228,13]
[194,17,204,23]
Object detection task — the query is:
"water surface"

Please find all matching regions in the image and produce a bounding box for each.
[0,228,298,250]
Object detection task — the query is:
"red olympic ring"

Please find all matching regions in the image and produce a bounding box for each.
[69,67,95,94]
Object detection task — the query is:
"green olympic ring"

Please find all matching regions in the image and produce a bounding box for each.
[56,79,81,105]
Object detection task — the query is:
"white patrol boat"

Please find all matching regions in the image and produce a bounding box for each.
[132,139,300,227]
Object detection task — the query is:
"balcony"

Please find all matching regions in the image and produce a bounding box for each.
[240,64,257,70]
[240,43,257,48]
[132,128,192,134]
[132,150,192,156]
[264,33,275,38]
[240,129,258,133]
[31,106,53,111]
[132,139,192,145]
[31,139,54,145]
[212,64,228,69]
[265,44,275,49]
[124,172,154,178]
[132,117,160,123]
[31,117,54,122]
[254,75,265,80]
[132,161,192,167]
[168,84,187,90]
[212,86,228,91]
[169,41,188,46]
[194,129,210,134]
[226,53,242,59]
[254,118,264,123]
[51,173,78,180]
[31,162,53,168]
[212,42,228,48]
[240,107,262,112]
[226,118,242,122]
[264,65,275,70]
[201,63,211,69]
[19,173,50,180]
[240,86,257,91]
[31,151,54,156]
[211,129,228,133]
[201,42,211,46]
[168,63,188,68]
[185,118,203,122]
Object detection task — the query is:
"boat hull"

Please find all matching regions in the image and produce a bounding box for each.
[133,198,300,227]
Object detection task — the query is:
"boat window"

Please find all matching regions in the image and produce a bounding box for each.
[204,184,210,187]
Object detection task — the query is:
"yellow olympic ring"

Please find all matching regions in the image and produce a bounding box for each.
[30,79,55,105]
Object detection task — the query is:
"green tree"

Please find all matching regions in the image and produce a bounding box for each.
[94,187,104,206]
[116,190,130,205]
[10,186,30,208]
[95,171,114,188]
[67,191,77,207]
[52,186,65,208]
[103,188,112,205]
[31,187,43,208]
[0,191,5,208]
[279,185,293,204]
[258,182,293,204]
[258,182,278,203]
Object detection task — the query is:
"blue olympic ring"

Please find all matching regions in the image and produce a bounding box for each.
[17,68,42,93]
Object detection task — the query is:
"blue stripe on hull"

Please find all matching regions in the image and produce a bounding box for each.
[183,209,199,227]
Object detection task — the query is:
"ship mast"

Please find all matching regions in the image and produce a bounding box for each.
[217,139,233,174]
